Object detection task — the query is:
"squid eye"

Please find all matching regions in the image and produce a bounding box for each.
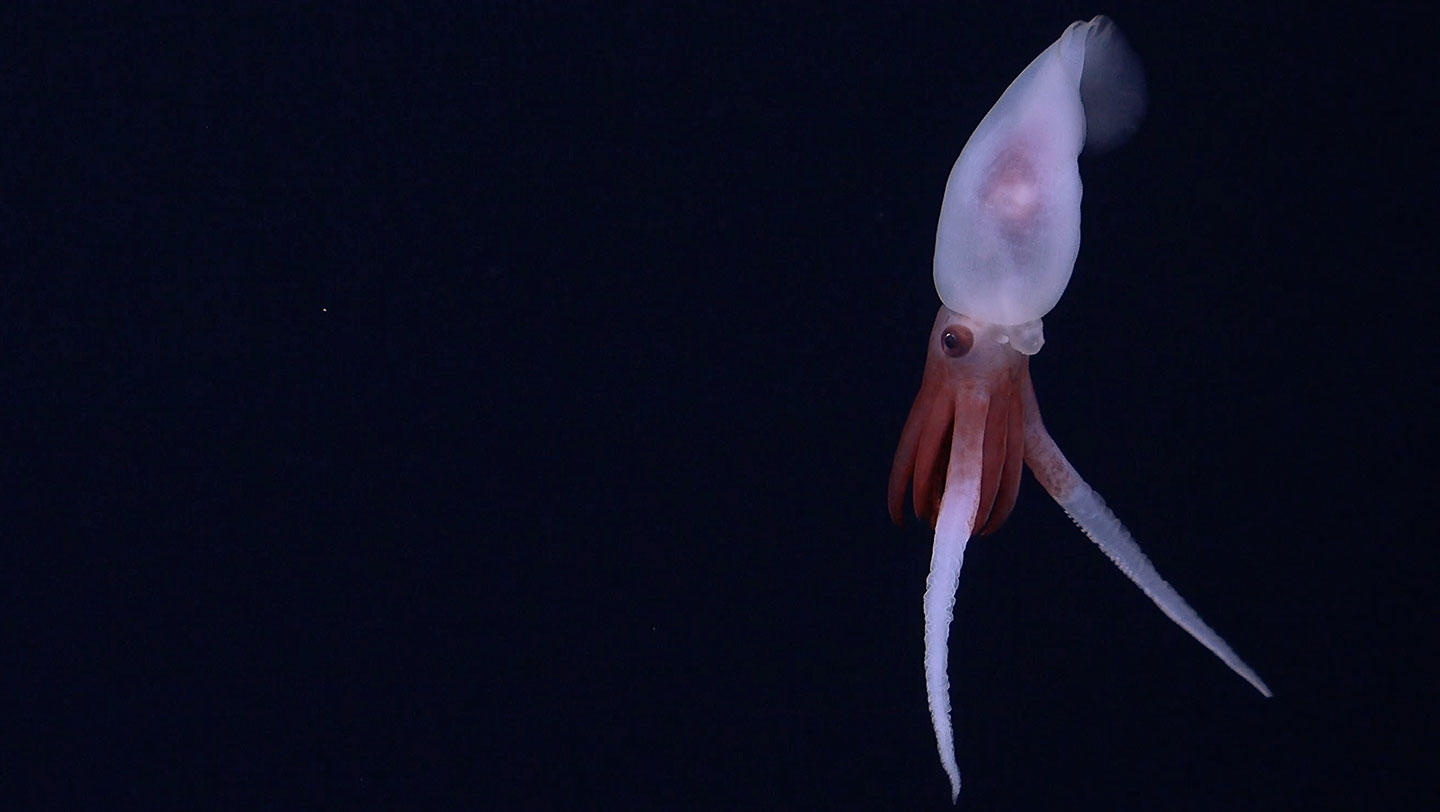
[941,325,974,357]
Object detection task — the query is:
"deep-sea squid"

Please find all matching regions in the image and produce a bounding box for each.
[887,17,1271,801]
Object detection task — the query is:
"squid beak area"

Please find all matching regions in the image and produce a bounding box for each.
[889,370,1028,535]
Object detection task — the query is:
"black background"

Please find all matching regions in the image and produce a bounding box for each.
[4,1,1435,809]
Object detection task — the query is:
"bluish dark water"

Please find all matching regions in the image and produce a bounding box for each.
[4,2,1434,809]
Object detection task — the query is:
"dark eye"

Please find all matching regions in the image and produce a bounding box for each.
[941,325,974,357]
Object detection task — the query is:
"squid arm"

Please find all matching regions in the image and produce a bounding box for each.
[1021,376,1273,699]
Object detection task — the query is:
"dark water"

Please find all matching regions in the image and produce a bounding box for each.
[5,1,1434,809]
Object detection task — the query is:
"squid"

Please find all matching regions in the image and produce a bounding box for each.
[887,17,1271,801]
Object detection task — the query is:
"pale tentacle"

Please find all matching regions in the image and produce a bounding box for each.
[924,398,985,802]
[1023,382,1272,697]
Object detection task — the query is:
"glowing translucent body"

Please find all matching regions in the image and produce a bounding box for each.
[932,17,1145,351]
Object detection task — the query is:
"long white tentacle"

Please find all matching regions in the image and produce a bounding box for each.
[1024,409,1272,698]
[924,406,985,802]
[1055,482,1272,697]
